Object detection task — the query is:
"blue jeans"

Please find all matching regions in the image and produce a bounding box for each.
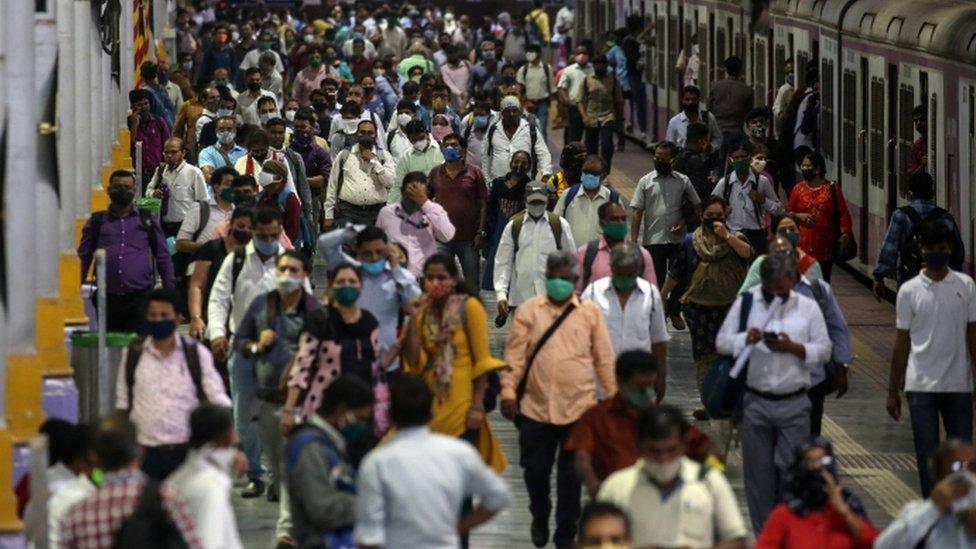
[907,391,973,497]
[229,353,264,481]
[439,241,480,287]
[531,99,550,142]
[627,74,648,134]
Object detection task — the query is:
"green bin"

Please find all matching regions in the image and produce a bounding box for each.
[70,332,138,422]
[135,197,162,218]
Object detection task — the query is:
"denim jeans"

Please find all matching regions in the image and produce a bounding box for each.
[531,99,550,142]
[907,391,973,497]
[229,352,264,481]
[439,241,480,286]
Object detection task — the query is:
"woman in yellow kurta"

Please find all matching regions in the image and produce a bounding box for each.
[401,253,508,473]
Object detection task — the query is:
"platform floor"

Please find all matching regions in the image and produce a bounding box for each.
[235,131,922,547]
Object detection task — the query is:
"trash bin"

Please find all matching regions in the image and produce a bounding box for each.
[70,332,138,422]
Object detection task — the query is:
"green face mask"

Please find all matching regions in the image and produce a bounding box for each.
[781,230,800,247]
[731,158,750,174]
[622,387,653,409]
[545,278,575,301]
[603,221,628,241]
[219,187,235,202]
[331,286,361,306]
[612,275,638,292]
[340,421,369,441]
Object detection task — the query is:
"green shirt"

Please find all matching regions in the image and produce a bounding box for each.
[389,142,445,204]
[738,254,823,294]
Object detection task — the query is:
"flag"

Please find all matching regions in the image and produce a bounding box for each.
[133,0,154,86]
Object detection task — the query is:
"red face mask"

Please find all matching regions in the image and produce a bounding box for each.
[426,281,453,301]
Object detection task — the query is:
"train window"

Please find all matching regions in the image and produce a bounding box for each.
[698,23,708,95]
[684,21,693,52]
[796,52,810,90]
[755,43,767,101]
[870,77,885,188]
[717,28,727,73]
[898,85,915,198]
[668,15,679,83]
[842,70,857,175]
[930,94,938,181]
[656,15,666,87]
[821,59,835,162]
[774,45,786,89]
[735,32,745,58]
[969,33,976,55]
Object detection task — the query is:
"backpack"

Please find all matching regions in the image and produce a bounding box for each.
[124,336,205,414]
[486,121,540,178]
[561,183,621,212]
[112,482,189,549]
[87,209,160,280]
[510,210,563,253]
[581,239,644,289]
[190,201,211,242]
[898,205,948,281]
[276,190,315,255]
[518,63,553,98]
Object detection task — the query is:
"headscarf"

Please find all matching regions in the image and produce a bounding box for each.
[421,294,469,398]
[783,437,867,517]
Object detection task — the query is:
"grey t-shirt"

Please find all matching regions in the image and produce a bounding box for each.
[630,170,700,245]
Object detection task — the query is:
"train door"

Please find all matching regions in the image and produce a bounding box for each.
[668,0,680,109]
[897,64,922,207]
[652,1,667,137]
[753,34,769,107]
[792,28,811,91]
[840,48,862,270]
[886,63,898,221]
[864,55,888,265]
[927,72,946,207]
[959,80,976,275]
[820,36,839,181]
[706,12,715,99]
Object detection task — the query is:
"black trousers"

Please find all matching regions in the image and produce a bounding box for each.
[565,108,584,144]
[647,243,681,317]
[742,229,768,256]
[808,380,829,436]
[518,417,581,547]
[105,288,152,333]
[141,443,189,480]
[820,260,834,282]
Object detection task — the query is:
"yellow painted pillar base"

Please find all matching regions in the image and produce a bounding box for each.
[0,430,22,532]
[7,354,43,442]
[91,187,108,212]
[59,253,88,326]
[36,297,71,377]
[119,127,131,154]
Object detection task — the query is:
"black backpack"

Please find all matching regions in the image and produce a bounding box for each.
[899,206,948,281]
[112,481,190,549]
[124,335,205,414]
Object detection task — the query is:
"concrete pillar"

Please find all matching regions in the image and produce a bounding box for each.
[73,1,92,215]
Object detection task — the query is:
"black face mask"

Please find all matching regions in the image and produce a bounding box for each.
[594,67,608,77]
[247,82,262,92]
[702,216,724,230]
[358,134,375,149]
[655,160,671,175]
[801,168,818,181]
[312,101,327,112]
[790,468,828,509]
[511,165,529,178]
[233,194,258,208]
[682,102,699,113]
[108,187,135,206]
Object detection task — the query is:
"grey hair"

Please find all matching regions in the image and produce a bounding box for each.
[760,250,798,286]
[610,242,641,269]
[546,251,578,276]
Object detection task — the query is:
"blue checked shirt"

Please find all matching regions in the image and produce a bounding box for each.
[873,199,965,284]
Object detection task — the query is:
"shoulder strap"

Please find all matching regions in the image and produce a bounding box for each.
[516,303,577,404]
[563,184,580,210]
[529,124,539,178]
[335,150,350,200]
[511,211,527,253]
[217,147,233,168]
[231,246,247,292]
[582,240,600,288]
[124,338,146,414]
[809,279,827,312]
[137,209,159,277]
[900,205,922,227]
[191,201,210,242]
[545,63,552,95]
[180,336,206,404]
[286,427,339,471]
[87,212,106,280]
[387,129,396,149]
[924,206,948,222]
[486,123,498,160]
[722,178,732,203]
[738,292,753,332]
[547,212,563,251]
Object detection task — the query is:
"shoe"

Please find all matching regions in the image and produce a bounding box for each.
[241,479,265,498]
[531,520,549,548]
[266,481,279,502]
[670,315,686,330]
[693,408,711,421]
[275,536,296,549]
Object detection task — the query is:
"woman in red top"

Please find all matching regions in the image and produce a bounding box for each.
[756,437,878,549]
[786,150,854,281]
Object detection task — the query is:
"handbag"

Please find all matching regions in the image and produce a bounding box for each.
[701,292,753,419]
[830,182,857,262]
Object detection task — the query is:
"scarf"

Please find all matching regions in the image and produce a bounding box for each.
[421,294,468,398]
[681,227,748,306]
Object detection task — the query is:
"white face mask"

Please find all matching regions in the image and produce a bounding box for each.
[217,108,234,118]
[526,51,538,62]
[276,274,303,294]
[285,109,297,121]
[751,158,767,173]
[258,171,279,187]
[412,138,428,152]
[344,119,360,134]
[379,20,389,31]
[206,445,237,473]
[217,131,236,145]
[397,113,413,127]
[304,34,316,44]
[259,112,272,126]
[643,458,682,484]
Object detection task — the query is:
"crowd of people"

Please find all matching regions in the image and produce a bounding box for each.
[18,0,976,548]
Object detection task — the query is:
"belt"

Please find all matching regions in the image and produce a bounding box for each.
[746,386,808,401]
[338,200,385,211]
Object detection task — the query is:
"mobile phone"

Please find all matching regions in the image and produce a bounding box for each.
[494,314,508,328]
[763,331,778,340]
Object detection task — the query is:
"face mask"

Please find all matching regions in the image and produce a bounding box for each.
[373,68,386,78]
[731,158,750,174]
[482,50,495,60]
[218,187,235,202]
[443,146,462,162]
[312,101,327,112]
[217,108,234,118]
[276,274,303,294]
[426,281,453,301]
[682,101,698,113]
[206,446,237,473]
[526,52,538,62]
[397,113,413,127]
[611,275,638,293]
[259,113,272,126]
[410,74,422,83]
[247,82,262,92]
[750,126,767,139]
[511,165,529,178]
[622,386,653,408]
[791,467,828,509]
[340,419,369,441]
[258,40,271,51]
[643,457,681,484]
[379,20,389,30]
[146,319,177,340]
[606,41,616,48]
[781,230,800,247]
[284,109,297,121]
[108,187,135,206]
[363,86,375,96]
[231,228,251,244]
[603,221,627,241]
[545,278,575,301]
[181,61,193,72]
[331,285,361,305]
[751,158,767,173]
[361,259,387,275]
[234,194,258,208]
[702,216,724,230]
[761,290,790,304]
[358,134,376,150]
[253,237,279,256]
[801,168,817,181]
[474,115,489,129]
[786,73,795,86]
[924,251,950,270]
[581,173,601,190]
[432,98,448,111]
[258,172,279,187]
[412,138,429,152]
[526,202,547,218]
[217,131,236,145]
[655,160,671,175]
[594,66,608,77]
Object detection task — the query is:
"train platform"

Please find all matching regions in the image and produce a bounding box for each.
[233,134,923,548]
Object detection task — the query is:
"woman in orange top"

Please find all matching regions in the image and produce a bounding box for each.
[786,150,854,281]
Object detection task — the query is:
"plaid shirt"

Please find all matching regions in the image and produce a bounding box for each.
[872,199,965,284]
[59,469,201,549]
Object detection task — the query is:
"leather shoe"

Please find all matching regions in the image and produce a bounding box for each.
[531,519,549,548]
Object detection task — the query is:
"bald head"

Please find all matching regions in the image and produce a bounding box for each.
[163,137,185,168]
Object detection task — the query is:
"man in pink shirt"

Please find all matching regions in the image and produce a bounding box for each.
[575,201,656,290]
[115,287,231,480]
[376,171,456,277]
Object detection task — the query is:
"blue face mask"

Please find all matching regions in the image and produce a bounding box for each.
[924,251,950,270]
[253,237,279,256]
[443,146,462,162]
[581,173,601,190]
[362,258,387,275]
[474,115,489,129]
[146,319,177,340]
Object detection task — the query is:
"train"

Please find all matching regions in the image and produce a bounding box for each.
[575,0,976,283]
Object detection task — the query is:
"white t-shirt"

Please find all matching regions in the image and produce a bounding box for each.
[896,270,976,392]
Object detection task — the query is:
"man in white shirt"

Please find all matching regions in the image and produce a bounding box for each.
[597,406,747,549]
[355,376,511,549]
[665,85,723,151]
[876,439,976,548]
[630,141,701,287]
[238,30,285,74]
[716,252,831,532]
[168,404,245,549]
[146,137,209,237]
[324,120,397,228]
[481,96,553,184]
[237,68,277,126]
[886,218,976,497]
[558,44,595,143]
[711,140,785,254]
[581,243,669,394]
[494,183,576,319]
[176,165,236,256]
